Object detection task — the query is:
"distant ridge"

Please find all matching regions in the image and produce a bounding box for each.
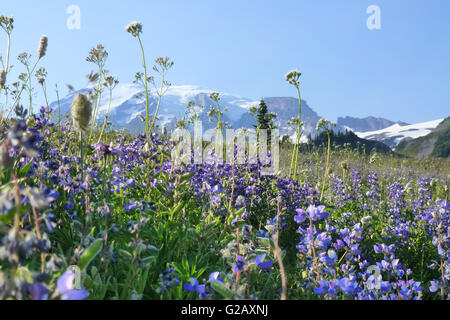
[337,116,409,133]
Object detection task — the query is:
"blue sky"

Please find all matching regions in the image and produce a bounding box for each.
[1,0,449,123]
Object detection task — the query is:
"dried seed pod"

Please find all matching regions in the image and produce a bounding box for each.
[0,69,6,88]
[71,94,92,132]
[37,35,48,59]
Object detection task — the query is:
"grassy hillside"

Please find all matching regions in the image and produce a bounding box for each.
[396,117,450,158]
[306,130,392,154]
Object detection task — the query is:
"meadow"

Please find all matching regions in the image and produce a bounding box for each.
[0,17,448,301]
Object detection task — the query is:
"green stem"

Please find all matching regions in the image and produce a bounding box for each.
[320,131,331,202]
[42,82,49,119]
[149,73,166,133]
[89,65,103,141]
[98,88,113,143]
[3,58,40,123]
[55,84,61,128]
[80,131,84,182]
[290,85,302,180]
[215,102,223,157]
[26,64,32,115]
[1,33,11,114]
[137,35,150,141]
[4,32,11,73]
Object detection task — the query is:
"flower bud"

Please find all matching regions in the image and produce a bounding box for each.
[125,21,143,37]
[71,94,92,132]
[0,69,6,88]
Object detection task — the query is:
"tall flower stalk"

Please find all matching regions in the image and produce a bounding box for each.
[208,92,226,159]
[149,56,173,132]
[285,70,302,181]
[17,53,34,115]
[126,22,151,139]
[98,76,118,143]
[86,44,108,141]
[0,15,13,95]
[71,93,92,182]
[316,119,335,202]
[55,84,61,128]
[35,67,49,118]
[2,35,47,123]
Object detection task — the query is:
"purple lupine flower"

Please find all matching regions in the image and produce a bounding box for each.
[29,283,49,300]
[184,278,207,298]
[233,255,246,272]
[255,254,273,271]
[209,272,224,283]
[57,271,88,300]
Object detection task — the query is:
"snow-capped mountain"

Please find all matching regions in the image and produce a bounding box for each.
[50,84,326,141]
[355,119,445,149]
[51,83,444,148]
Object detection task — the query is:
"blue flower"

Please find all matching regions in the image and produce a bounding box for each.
[307,205,329,221]
[296,205,329,222]
[29,283,48,300]
[44,213,57,233]
[124,201,137,212]
[257,230,268,238]
[64,201,74,210]
[337,277,357,293]
[429,281,439,293]
[314,280,329,295]
[126,178,136,188]
[294,208,307,223]
[209,272,224,283]
[233,255,246,272]
[184,278,207,298]
[319,249,337,266]
[57,270,88,300]
[255,254,272,271]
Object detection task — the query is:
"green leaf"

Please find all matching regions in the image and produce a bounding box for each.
[170,203,183,219]
[210,281,234,300]
[18,162,32,177]
[79,239,103,270]
[118,249,132,259]
[234,207,246,217]
[141,256,157,264]
[180,172,195,183]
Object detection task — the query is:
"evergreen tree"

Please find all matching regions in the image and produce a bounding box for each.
[256,99,270,130]
[252,99,277,149]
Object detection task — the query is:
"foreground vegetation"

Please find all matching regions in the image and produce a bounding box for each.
[0,110,448,300]
[0,16,448,301]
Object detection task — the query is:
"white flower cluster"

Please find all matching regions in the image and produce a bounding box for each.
[285,69,301,86]
[125,21,143,37]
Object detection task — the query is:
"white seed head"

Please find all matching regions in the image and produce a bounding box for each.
[71,94,92,132]
[37,35,48,59]
[125,21,143,37]
[0,69,6,88]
